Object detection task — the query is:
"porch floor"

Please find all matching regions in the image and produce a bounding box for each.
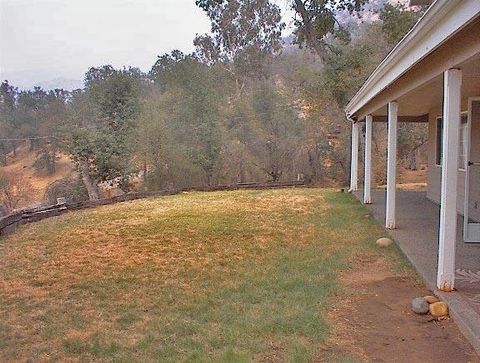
[354,189,480,351]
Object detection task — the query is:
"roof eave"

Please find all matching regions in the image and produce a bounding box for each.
[345,0,471,118]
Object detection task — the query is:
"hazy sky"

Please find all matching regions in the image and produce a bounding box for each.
[0,0,293,89]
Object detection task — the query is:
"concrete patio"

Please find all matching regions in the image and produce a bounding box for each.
[354,189,480,352]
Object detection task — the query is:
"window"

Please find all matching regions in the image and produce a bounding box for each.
[435,113,468,169]
[459,113,468,170]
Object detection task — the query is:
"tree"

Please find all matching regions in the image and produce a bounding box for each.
[85,66,144,129]
[134,92,173,190]
[63,66,147,199]
[0,171,32,212]
[320,22,389,107]
[234,81,302,182]
[149,50,196,91]
[33,140,58,175]
[0,81,17,112]
[64,127,101,200]
[379,2,424,46]
[174,64,222,186]
[290,0,367,59]
[398,123,428,170]
[194,0,285,93]
[0,81,18,165]
[0,0,431,201]
[44,177,89,205]
[33,88,70,174]
[149,52,224,186]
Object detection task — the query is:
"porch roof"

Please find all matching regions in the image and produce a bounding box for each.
[345,0,480,121]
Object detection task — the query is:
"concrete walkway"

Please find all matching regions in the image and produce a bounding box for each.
[354,189,480,353]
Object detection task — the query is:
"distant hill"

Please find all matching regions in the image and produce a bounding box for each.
[1,69,83,91]
[36,77,84,91]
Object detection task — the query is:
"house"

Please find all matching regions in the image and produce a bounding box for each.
[346,0,480,296]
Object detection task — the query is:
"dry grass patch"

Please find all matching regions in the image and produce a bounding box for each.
[0,188,404,362]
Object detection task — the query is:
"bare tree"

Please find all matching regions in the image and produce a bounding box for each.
[0,171,32,212]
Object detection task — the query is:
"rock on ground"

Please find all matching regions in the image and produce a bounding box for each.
[376,237,393,247]
[411,297,429,314]
[322,255,478,362]
[430,301,449,317]
[424,295,440,304]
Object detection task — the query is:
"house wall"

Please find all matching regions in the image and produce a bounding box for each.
[426,98,480,221]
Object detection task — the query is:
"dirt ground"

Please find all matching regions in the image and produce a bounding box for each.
[321,253,480,363]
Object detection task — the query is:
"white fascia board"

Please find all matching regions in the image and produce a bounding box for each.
[345,0,480,118]
[409,0,433,6]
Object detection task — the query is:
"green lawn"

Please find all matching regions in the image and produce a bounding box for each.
[0,188,407,362]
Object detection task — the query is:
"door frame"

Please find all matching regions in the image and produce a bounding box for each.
[463,97,480,243]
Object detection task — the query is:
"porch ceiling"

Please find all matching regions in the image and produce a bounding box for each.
[369,49,480,119]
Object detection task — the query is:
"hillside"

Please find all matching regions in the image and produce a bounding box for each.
[2,144,76,208]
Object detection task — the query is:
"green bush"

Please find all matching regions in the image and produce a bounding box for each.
[44,177,89,205]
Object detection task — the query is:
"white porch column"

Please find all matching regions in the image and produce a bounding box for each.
[386,102,398,229]
[437,68,462,292]
[364,115,373,204]
[349,121,359,192]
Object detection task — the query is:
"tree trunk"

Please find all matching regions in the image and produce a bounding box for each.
[48,148,56,174]
[238,159,245,183]
[143,160,148,183]
[408,150,417,170]
[79,161,99,200]
[307,149,319,183]
[51,149,56,173]
[270,165,282,182]
[292,0,328,60]
[0,143,6,166]
[206,173,213,187]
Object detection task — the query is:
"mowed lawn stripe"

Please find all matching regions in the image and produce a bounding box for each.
[0,188,406,362]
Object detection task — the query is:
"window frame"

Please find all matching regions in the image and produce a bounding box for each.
[458,112,468,171]
[435,111,468,169]
[436,116,443,167]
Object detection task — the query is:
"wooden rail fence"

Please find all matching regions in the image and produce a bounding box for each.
[0,181,305,237]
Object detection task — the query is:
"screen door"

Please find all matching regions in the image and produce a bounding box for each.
[463,98,480,243]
